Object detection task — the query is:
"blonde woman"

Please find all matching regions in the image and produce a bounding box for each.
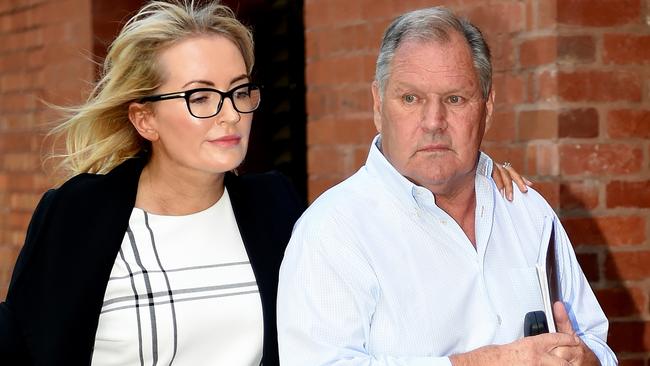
[0,1,527,365]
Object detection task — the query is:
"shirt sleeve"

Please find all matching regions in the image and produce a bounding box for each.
[277,215,453,366]
[553,216,618,365]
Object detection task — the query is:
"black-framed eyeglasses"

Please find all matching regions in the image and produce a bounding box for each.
[139,83,262,118]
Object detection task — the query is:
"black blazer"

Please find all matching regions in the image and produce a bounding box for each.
[0,156,304,365]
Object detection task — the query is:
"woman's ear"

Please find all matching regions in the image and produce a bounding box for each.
[128,102,159,142]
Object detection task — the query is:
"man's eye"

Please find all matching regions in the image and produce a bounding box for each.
[448,95,463,104]
[402,94,418,104]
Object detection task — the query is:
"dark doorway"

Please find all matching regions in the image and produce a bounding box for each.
[223,0,307,202]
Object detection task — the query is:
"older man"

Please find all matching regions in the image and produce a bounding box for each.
[277,7,616,366]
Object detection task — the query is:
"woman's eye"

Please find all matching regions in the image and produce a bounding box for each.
[189,95,209,104]
[234,91,250,99]
[402,94,418,104]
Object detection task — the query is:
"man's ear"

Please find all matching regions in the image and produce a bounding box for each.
[483,88,496,135]
[371,81,383,133]
[128,102,159,142]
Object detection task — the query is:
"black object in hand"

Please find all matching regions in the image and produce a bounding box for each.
[524,311,549,336]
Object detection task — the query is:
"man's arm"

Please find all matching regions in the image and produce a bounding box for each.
[550,217,618,365]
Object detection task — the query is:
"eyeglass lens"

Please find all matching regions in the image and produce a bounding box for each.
[188,84,260,118]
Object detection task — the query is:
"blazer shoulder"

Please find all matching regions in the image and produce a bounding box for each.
[234,171,304,206]
[227,171,305,228]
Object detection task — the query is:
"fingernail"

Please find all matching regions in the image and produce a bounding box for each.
[507,191,513,201]
[524,178,533,186]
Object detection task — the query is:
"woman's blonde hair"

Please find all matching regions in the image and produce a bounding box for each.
[48,0,254,180]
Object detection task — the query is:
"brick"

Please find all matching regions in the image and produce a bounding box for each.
[603,34,650,65]
[559,144,643,175]
[537,0,557,29]
[483,110,515,142]
[576,252,599,282]
[306,88,338,120]
[0,92,38,112]
[358,0,395,22]
[308,176,343,203]
[8,211,33,230]
[2,153,40,172]
[519,36,556,68]
[6,174,36,192]
[607,110,650,139]
[606,251,650,281]
[530,181,559,209]
[557,35,595,64]
[562,216,646,246]
[307,145,348,176]
[8,192,41,211]
[558,108,599,138]
[560,181,599,210]
[338,85,373,116]
[537,70,557,102]
[558,0,641,27]
[0,72,38,93]
[5,229,27,247]
[307,56,366,86]
[481,145,526,176]
[305,30,318,59]
[558,71,642,102]
[526,143,559,176]
[0,132,41,152]
[35,0,90,25]
[607,320,650,353]
[607,180,650,208]
[493,73,525,104]
[361,54,377,83]
[353,145,369,170]
[518,109,558,140]
[465,2,525,34]
[596,287,647,318]
[307,118,376,145]
[490,34,515,71]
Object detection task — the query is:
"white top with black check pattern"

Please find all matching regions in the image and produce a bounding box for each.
[91,188,263,366]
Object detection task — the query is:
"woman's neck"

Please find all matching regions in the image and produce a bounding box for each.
[135,160,226,216]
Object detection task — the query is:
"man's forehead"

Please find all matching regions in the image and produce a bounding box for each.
[388,36,478,89]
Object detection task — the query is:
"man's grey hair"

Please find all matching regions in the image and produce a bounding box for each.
[375,7,492,99]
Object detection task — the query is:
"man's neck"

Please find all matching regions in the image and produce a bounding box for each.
[428,176,478,247]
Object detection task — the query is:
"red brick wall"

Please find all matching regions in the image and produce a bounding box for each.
[0,0,94,298]
[305,0,650,363]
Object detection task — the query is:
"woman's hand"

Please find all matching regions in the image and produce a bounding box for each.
[492,162,532,201]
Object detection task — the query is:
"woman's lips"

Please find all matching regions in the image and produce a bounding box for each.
[209,135,241,147]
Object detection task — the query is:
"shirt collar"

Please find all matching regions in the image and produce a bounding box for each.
[364,134,494,208]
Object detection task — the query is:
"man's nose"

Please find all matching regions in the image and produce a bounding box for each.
[420,99,447,131]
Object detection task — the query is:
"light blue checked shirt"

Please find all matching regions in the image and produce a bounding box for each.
[277,135,616,366]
